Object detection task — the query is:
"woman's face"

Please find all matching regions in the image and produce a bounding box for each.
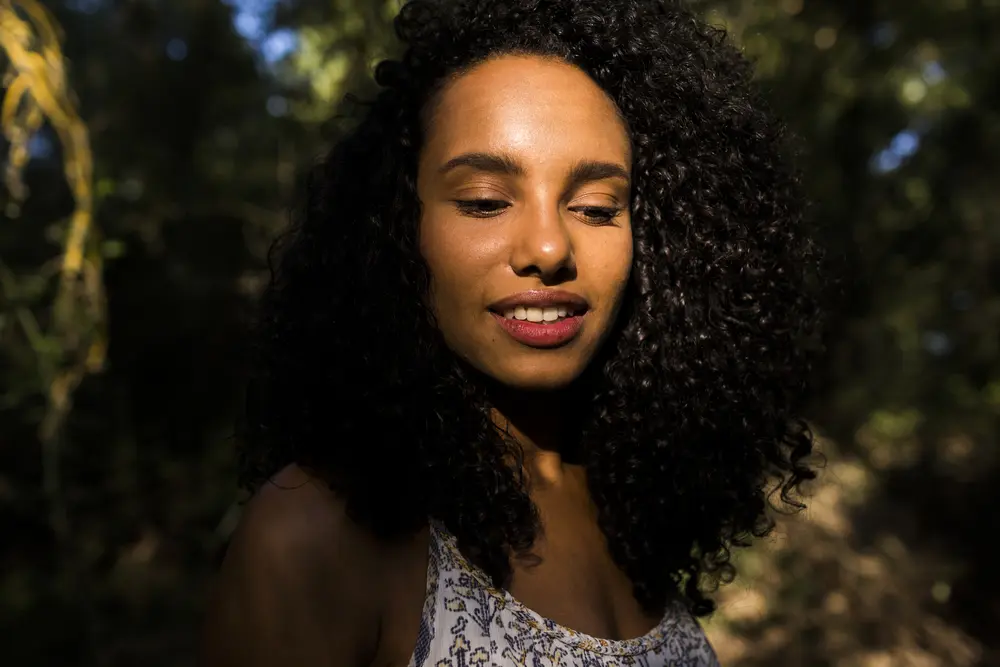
[418,55,633,391]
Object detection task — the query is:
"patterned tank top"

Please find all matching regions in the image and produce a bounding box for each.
[408,522,721,667]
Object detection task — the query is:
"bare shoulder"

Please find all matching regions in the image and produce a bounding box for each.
[230,463,379,566]
[199,464,389,667]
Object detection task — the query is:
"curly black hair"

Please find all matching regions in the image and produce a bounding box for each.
[240,0,824,618]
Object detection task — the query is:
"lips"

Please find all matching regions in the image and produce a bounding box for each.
[488,290,589,349]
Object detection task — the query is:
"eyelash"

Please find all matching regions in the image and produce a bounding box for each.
[453,199,623,225]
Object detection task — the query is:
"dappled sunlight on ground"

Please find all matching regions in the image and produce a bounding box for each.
[703,438,981,666]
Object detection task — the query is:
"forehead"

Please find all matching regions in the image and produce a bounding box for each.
[422,55,631,166]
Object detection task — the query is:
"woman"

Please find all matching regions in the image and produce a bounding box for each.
[201,0,824,665]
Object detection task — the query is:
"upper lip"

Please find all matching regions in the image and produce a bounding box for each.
[489,290,589,312]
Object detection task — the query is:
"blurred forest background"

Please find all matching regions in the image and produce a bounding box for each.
[1,0,997,665]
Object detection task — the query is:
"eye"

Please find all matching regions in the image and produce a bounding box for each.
[454,199,511,218]
[569,206,623,225]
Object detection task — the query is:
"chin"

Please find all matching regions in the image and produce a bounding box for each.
[487,358,590,392]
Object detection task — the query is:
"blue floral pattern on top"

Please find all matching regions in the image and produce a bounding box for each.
[407,522,722,667]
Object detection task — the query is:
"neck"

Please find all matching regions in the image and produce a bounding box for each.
[487,385,583,486]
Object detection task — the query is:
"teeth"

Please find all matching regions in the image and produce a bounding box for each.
[500,305,579,322]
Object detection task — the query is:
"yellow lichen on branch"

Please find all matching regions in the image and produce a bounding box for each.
[1,0,105,534]
[1,0,104,358]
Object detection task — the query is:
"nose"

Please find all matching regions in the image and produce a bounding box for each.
[508,202,576,283]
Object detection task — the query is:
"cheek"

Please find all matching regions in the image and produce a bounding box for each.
[585,230,634,304]
[619,231,635,284]
[611,249,634,311]
[616,220,635,283]
[419,217,490,318]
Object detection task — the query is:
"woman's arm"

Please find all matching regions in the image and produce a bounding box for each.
[198,466,383,667]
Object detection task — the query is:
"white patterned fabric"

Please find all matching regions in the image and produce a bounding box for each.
[408,522,721,667]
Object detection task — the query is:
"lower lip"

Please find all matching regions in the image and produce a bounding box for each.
[490,312,585,348]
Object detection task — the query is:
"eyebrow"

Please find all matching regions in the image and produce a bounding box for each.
[439,151,630,188]
[439,151,525,177]
[565,160,631,191]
